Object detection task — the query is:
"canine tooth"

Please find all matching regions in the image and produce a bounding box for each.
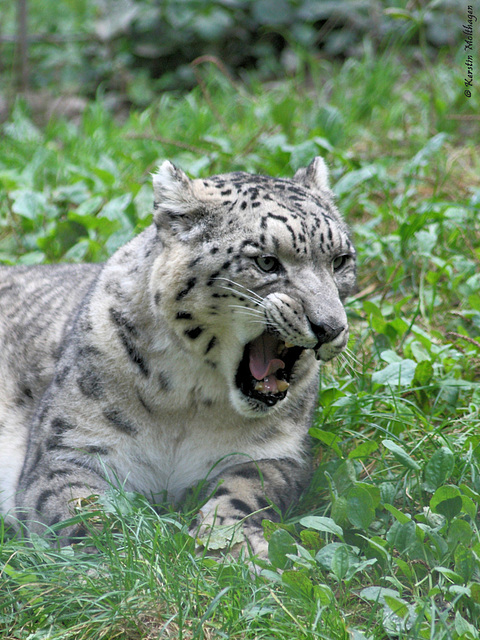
[285,341,294,348]
[276,379,289,392]
[254,381,266,392]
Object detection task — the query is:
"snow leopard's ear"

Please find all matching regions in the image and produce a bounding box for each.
[152,161,205,236]
[293,156,331,193]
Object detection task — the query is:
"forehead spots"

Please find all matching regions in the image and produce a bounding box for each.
[200,171,350,261]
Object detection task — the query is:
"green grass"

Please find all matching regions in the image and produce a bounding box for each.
[1,47,480,639]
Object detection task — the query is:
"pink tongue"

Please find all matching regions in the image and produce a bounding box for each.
[249,334,285,381]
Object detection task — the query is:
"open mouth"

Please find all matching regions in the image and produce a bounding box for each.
[235,332,304,407]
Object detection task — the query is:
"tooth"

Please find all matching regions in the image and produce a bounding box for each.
[255,381,266,392]
[276,379,289,392]
[285,341,294,348]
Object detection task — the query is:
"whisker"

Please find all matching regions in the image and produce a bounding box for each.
[228,304,264,316]
[214,277,266,305]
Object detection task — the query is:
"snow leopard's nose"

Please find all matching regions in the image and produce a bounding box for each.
[308,320,345,346]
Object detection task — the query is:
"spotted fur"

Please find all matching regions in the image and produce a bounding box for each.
[0,157,356,557]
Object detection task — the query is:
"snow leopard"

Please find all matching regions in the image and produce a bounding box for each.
[0,157,356,558]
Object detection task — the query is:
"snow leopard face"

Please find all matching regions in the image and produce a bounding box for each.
[151,157,356,416]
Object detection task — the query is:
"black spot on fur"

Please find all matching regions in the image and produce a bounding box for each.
[85,445,109,456]
[205,336,217,354]
[103,409,137,436]
[207,271,220,286]
[176,311,193,320]
[117,331,149,377]
[77,370,104,399]
[136,389,153,413]
[214,486,230,498]
[55,366,71,387]
[176,278,197,300]
[185,327,203,340]
[35,489,55,514]
[109,308,137,335]
[158,372,171,391]
[188,257,202,269]
[230,498,253,516]
[256,495,271,511]
[16,383,34,407]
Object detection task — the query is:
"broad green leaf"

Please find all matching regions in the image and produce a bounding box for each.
[448,518,473,547]
[454,545,476,582]
[423,447,455,492]
[315,542,358,571]
[395,557,414,581]
[196,523,244,551]
[73,195,104,217]
[11,189,58,221]
[299,516,343,538]
[384,595,409,619]
[379,483,396,505]
[281,570,313,597]
[355,482,381,508]
[380,349,403,364]
[434,566,464,584]
[331,544,350,580]
[346,485,375,530]
[454,611,479,638]
[331,495,349,528]
[100,193,133,224]
[386,520,417,554]
[348,440,379,459]
[430,486,463,520]
[333,165,377,198]
[461,495,477,520]
[268,529,296,570]
[360,586,400,604]
[383,504,411,524]
[372,360,417,387]
[312,584,334,605]
[383,440,421,471]
[471,583,480,604]
[413,360,434,386]
[309,427,343,457]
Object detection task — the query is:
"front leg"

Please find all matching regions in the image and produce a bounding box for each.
[195,458,310,559]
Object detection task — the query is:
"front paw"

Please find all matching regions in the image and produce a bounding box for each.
[192,502,269,560]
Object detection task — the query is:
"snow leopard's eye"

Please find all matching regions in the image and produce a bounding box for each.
[332,254,350,272]
[254,255,280,273]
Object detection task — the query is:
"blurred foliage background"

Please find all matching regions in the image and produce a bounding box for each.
[0,0,467,110]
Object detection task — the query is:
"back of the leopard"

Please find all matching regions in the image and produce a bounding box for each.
[0,264,101,514]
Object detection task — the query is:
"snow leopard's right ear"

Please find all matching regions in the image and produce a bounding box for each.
[152,161,205,237]
[293,156,331,193]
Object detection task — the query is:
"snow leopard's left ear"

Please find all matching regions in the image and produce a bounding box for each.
[152,161,205,236]
[293,156,331,193]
